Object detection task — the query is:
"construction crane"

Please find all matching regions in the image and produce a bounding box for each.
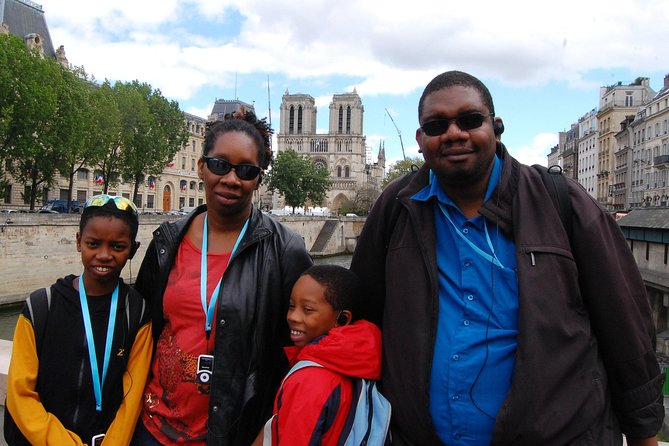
[385,108,406,161]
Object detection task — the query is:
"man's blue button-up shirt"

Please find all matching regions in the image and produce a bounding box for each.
[412,156,519,446]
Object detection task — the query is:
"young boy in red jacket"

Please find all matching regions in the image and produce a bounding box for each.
[254,264,382,446]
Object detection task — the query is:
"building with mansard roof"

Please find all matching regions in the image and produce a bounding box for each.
[276,89,385,212]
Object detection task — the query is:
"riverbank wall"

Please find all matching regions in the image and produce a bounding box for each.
[0,213,365,305]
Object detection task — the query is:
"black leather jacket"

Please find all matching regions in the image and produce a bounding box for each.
[135,205,313,445]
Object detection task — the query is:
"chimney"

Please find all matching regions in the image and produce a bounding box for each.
[664,74,669,89]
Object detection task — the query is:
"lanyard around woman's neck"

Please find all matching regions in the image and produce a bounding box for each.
[436,201,506,270]
[78,274,119,412]
[201,214,249,335]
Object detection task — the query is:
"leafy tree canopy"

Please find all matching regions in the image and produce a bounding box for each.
[266,148,330,212]
[382,156,424,188]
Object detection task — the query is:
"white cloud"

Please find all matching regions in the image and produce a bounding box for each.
[508,133,558,167]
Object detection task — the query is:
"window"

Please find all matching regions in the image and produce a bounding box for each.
[198,182,204,191]
[625,93,634,107]
[77,190,87,202]
[134,194,142,208]
[190,181,196,190]
[180,180,187,192]
[345,166,350,178]
[338,106,343,133]
[297,106,303,134]
[182,157,186,169]
[147,195,155,209]
[191,159,195,171]
[77,169,89,180]
[4,185,11,204]
[189,197,195,207]
[289,106,295,134]
[23,186,31,204]
[192,140,196,152]
[346,106,351,134]
[179,197,185,208]
[337,166,342,177]
[198,198,204,206]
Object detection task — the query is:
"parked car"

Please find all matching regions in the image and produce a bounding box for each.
[40,200,80,214]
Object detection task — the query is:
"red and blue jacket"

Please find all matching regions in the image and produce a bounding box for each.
[269,320,382,445]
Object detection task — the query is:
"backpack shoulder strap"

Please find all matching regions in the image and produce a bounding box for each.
[532,164,573,243]
[25,286,52,357]
[123,288,147,337]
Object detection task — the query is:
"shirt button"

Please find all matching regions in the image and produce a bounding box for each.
[463,320,470,326]
[219,319,226,327]
[464,261,471,267]
[452,395,460,401]
[462,228,469,234]
[212,405,219,413]
[159,248,166,255]
[467,294,474,301]
[452,354,459,361]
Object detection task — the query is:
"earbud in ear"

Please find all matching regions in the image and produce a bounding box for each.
[337,313,347,326]
[493,117,505,136]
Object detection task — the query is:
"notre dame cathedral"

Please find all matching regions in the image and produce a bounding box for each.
[275,89,385,212]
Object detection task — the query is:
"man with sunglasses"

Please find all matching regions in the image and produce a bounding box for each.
[351,71,663,445]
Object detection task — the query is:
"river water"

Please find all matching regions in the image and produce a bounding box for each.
[0,254,353,341]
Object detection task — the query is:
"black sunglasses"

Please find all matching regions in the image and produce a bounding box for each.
[202,156,261,180]
[421,112,494,136]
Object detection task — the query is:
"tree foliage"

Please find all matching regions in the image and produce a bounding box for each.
[0,33,187,207]
[115,80,188,200]
[0,34,69,208]
[266,149,331,212]
[382,156,424,188]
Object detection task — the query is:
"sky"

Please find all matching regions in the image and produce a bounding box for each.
[36,0,669,169]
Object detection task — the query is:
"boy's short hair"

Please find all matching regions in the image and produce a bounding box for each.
[301,265,362,321]
[79,195,139,242]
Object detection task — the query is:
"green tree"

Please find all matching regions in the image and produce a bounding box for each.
[54,66,102,212]
[382,156,424,188]
[266,149,330,213]
[84,80,122,195]
[115,81,187,202]
[0,34,65,209]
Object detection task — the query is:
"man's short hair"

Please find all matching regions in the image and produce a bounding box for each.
[301,265,362,321]
[418,70,496,120]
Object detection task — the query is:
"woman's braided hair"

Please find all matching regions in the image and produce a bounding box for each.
[203,107,274,170]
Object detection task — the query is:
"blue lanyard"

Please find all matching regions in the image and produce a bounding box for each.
[201,214,249,334]
[436,202,506,270]
[78,275,119,412]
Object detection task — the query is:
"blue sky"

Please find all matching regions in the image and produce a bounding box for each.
[38,0,669,168]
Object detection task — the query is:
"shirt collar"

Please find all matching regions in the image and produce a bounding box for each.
[412,155,503,208]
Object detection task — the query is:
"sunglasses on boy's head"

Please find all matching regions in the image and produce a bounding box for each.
[84,194,138,217]
[202,156,261,181]
[420,112,494,137]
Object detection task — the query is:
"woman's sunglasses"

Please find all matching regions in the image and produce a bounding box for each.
[202,156,261,181]
[421,112,494,136]
[83,194,138,217]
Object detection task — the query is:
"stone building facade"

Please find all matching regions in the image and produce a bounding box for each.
[276,90,385,212]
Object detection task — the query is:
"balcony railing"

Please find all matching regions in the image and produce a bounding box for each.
[653,154,669,169]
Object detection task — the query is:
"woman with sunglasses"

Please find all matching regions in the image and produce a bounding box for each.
[132,111,313,446]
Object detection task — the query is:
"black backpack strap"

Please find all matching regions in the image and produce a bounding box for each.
[532,164,573,243]
[25,286,52,357]
[123,289,147,338]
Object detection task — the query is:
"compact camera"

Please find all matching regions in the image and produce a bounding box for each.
[197,354,214,384]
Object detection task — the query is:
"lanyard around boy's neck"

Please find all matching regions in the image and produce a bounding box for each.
[78,274,119,412]
[436,201,506,270]
[201,214,249,336]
